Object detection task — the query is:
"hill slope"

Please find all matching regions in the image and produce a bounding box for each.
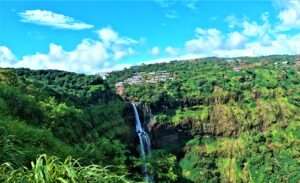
[107,55,300,182]
[0,68,136,180]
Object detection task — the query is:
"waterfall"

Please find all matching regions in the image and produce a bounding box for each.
[131,103,153,183]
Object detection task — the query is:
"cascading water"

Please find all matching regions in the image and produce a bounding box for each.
[131,103,153,182]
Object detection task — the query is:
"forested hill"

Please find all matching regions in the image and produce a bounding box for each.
[107,55,300,182]
[1,54,300,182]
[0,68,137,182]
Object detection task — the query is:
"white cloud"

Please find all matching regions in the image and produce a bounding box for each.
[178,10,300,59]
[183,11,278,57]
[97,27,138,60]
[243,21,262,36]
[151,46,160,56]
[0,46,16,67]
[144,32,300,63]
[15,40,109,73]
[185,28,222,53]
[0,27,138,73]
[19,9,94,30]
[97,27,138,46]
[98,27,119,44]
[4,4,300,74]
[277,0,300,31]
[165,46,178,56]
[226,32,247,49]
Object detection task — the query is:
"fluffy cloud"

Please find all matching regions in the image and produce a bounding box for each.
[0,27,138,73]
[19,10,94,30]
[243,21,263,36]
[97,27,137,60]
[216,33,300,57]
[184,30,300,58]
[97,27,138,45]
[0,46,16,67]
[185,28,222,53]
[151,46,160,56]
[178,8,300,59]
[277,0,300,31]
[165,46,178,56]
[227,13,270,38]
[14,41,109,73]
[185,27,250,54]
[185,36,293,59]
[226,32,247,49]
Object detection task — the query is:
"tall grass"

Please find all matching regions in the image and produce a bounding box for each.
[0,154,133,183]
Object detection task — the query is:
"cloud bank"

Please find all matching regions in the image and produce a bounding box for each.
[2,2,300,74]
[0,27,137,73]
[150,1,300,62]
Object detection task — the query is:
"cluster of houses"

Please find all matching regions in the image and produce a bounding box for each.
[232,59,300,72]
[232,62,260,72]
[125,71,172,85]
[115,71,173,95]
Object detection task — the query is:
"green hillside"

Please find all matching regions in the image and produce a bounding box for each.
[0,68,137,182]
[107,55,300,182]
[1,55,300,182]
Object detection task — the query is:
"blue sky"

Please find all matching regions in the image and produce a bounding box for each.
[0,0,300,73]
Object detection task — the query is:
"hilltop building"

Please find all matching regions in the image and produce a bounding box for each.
[123,71,174,85]
[114,71,174,95]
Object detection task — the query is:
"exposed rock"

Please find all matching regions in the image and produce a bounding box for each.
[149,122,192,155]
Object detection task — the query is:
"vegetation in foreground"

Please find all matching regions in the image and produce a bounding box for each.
[0,154,132,183]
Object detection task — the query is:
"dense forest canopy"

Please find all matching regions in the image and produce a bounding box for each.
[1,55,300,182]
[0,68,139,182]
[107,55,300,182]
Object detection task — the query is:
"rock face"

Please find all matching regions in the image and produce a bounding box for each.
[149,122,192,155]
[123,103,140,151]
[136,103,195,155]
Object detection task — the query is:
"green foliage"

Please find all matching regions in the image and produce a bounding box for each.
[2,55,300,182]
[14,68,113,105]
[0,115,75,167]
[148,150,179,183]
[0,68,134,179]
[108,55,300,182]
[0,154,134,183]
[78,138,128,173]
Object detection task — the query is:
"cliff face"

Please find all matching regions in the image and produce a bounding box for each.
[149,122,192,155]
[141,103,241,155]
[136,103,191,155]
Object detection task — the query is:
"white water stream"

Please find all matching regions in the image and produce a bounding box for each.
[131,103,153,182]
